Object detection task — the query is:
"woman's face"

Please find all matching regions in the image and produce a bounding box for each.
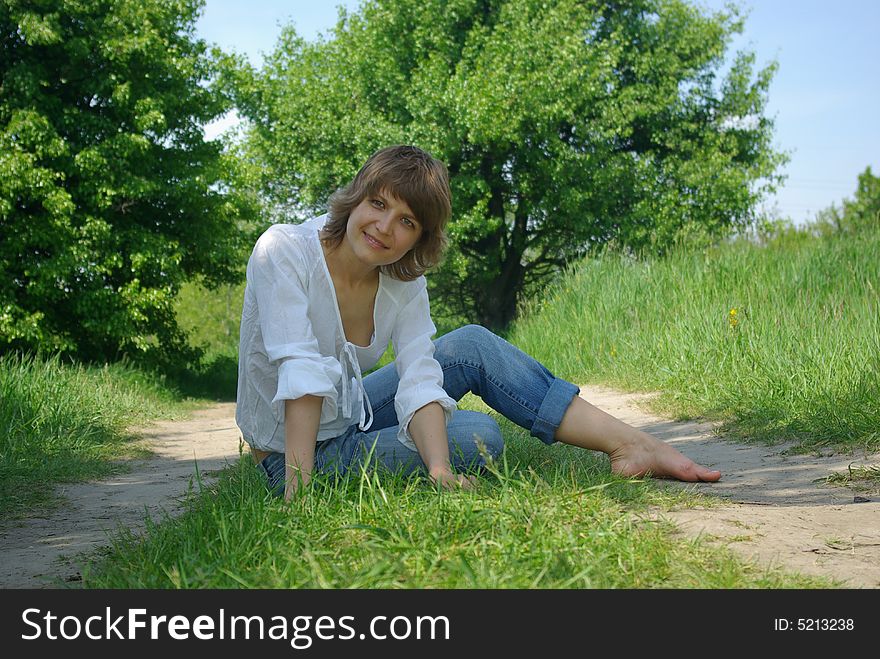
[345,189,423,269]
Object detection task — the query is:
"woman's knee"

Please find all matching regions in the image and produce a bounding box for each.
[435,324,496,361]
[449,411,504,464]
[476,417,504,460]
[448,324,495,344]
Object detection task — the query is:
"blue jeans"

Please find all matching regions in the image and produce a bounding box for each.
[258,324,580,494]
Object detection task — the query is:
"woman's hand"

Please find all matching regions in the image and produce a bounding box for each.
[284,467,311,502]
[428,466,478,490]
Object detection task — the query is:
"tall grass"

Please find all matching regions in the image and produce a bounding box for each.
[0,354,191,517]
[167,280,246,401]
[510,227,880,453]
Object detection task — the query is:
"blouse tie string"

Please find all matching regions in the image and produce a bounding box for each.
[341,341,374,431]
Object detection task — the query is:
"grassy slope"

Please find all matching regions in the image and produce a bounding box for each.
[83,230,878,588]
[509,227,880,455]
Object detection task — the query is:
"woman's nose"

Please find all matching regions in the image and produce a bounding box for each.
[375,214,392,234]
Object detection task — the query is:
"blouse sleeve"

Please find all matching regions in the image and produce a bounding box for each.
[391,279,456,451]
[248,226,341,421]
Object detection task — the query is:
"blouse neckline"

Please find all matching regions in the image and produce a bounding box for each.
[313,223,383,350]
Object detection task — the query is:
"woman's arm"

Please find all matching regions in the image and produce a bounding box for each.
[408,402,476,489]
[390,280,457,452]
[284,395,322,501]
[249,226,343,427]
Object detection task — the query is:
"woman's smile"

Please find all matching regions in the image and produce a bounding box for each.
[363,231,389,250]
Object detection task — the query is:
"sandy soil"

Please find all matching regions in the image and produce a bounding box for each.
[0,403,242,588]
[579,386,880,588]
[1,390,877,588]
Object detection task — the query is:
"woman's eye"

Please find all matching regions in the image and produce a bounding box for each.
[402,218,415,228]
[371,199,384,209]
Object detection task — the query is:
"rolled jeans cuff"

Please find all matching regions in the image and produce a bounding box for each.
[531,378,580,445]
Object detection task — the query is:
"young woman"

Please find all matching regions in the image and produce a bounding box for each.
[236,145,721,501]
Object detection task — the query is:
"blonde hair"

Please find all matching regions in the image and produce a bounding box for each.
[322,145,451,281]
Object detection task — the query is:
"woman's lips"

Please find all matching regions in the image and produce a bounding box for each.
[364,232,388,249]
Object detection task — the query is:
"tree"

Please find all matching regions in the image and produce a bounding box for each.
[813,166,880,236]
[0,0,253,363]
[240,0,785,330]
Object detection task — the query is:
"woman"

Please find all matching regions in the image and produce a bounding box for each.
[236,145,721,501]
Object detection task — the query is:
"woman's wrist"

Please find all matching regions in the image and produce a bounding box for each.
[427,463,455,478]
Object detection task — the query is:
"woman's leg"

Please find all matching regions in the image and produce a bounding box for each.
[254,409,503,496]
[341,409,504,477]
[425,325,720,482]
[431,325,581,444]
[362,323,577,449]
[553,396,721,481]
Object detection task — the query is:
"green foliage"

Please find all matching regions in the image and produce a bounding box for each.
[0,0,256,364]
[238,0,785,329]
[812,166,880,236]
[174,279,244,355]
[510,226,880,453]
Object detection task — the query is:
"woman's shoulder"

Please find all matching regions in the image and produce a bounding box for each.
[254,215,327,258]
[381,273,428,306]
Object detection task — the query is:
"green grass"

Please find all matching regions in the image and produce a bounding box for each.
[81,396,831,589]
[823,464,880,495]
[509,226,880,455]
[0,353,197,518]
[167,279,247,401]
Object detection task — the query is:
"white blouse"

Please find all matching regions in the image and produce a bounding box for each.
[235,215,456,454]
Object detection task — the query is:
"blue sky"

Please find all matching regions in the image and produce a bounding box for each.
[196,0,879,225]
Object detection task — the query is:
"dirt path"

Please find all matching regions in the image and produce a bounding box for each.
[1,390,877,588]
[0,403,242,588]
[579,386,880,588]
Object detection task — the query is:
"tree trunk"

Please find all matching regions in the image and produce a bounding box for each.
[473,230,526,332]
[474,268,521,331]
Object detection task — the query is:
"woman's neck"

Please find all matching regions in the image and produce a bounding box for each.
[320,234,379,290]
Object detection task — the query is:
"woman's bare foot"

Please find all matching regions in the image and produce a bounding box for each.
[555,395,721,482]
[608,435,721,482]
